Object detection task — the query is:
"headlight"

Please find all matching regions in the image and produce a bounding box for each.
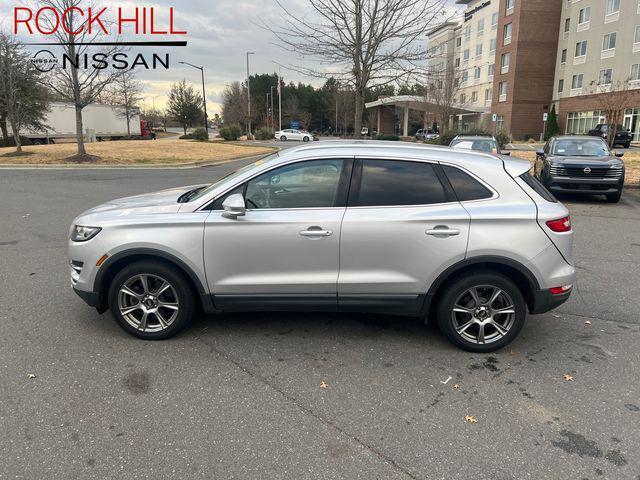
[71,225,102,242]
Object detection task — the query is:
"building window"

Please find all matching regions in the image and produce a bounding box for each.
[605,0,620,15]
[490,38,496,53]
[571,74,583,89]
[476,44,483,57]
[491,12,499,30]
[477,19,484,34]
[498,82,507,102]
[463,49,470,62]
[462,70,469,83]
[506,0,515,15]
[566,111,606,134]
[472,91,478,103]
[474,66,481,79]
[501,53,510,74]
[485,88,492,102]
[460,93,466,104]
[456,37,462,47]
[504,23,512,45]
[455,57,460,67]
[464,25,471,40]
[496,115,505,131]
[564,18,571,33]
[561,49,567,64]
[598,68,613,86]
[574,41,587,58]
[578,7,591,25]
[488,63,495,77]
[558,79,564,93]
[634,26,640,45]
[631,64,640,82]
[602,32,617,55]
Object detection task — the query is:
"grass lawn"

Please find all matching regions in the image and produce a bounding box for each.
[0,139,275,165]
[509,150,640,185]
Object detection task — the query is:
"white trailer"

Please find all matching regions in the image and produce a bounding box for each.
[23,102,144,144]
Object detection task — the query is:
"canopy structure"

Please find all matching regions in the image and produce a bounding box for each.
[364,95,486,136]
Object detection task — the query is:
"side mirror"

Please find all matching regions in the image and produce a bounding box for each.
[536,148,544,156]
[222,193,246,218]
[615,151,624,158]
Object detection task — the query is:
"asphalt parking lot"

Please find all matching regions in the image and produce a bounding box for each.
[1,161,639,480]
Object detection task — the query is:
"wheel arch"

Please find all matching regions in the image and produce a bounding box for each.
[423,256,540,318]
[93,248,215,313]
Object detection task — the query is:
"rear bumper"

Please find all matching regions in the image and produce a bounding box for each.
[547,176,623,195]
[529,288,571,314]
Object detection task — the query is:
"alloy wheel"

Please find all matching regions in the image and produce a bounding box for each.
[451,285,516,345]
[117,274,180,333]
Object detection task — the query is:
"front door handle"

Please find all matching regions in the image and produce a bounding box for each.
[300,227,333,237]
[426,226,460,237]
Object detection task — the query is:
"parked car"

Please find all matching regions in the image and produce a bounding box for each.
[415,128,439,140]
[534,136,625,203]
[587,124,632,148]
[274,129,314,142]
[69,142,575,352]
[449,135,510,155]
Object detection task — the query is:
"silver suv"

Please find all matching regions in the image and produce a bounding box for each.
[69,142,575,352]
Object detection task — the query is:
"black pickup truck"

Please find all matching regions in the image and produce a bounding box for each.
[587,124,632,148]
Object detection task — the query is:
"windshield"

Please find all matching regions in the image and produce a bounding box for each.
[450,138,498,153]
[186,153,279,202]
[552,138,610,157]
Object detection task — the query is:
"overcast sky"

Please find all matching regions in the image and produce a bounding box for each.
[0,0,460,114]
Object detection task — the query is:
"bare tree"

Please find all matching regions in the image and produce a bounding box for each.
[109,71,143,136]
[587,79,639,147]
[0,34,50,153]
[222,81,247,129]
[267,0,449,137]
[35,0,124,161]
[425,60,464,133]
[140,105,164,131]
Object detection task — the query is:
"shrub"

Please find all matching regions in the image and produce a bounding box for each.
[495,130,511,149]
[219,124,242,141]
[523,133,534,142]
[255,127,274,140]
[374,134,399,141]
[191,127,209,141]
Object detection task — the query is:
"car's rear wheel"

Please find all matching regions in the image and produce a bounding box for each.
[280,135,287,141]
[436,272,526,352]
[606,191,622,203]
[108,261,195,340]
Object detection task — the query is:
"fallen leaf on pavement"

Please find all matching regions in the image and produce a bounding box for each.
[563,374,574,381]
[464,415,477,424]
[320,380,328,389]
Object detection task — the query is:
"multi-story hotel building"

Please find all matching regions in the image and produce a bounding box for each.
[367,0,640,141]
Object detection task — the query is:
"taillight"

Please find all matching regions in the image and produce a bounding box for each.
[550,285,572,295]
[546,216,571,232]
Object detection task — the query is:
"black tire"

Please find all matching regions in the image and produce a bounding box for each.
[435,271,527,352]
[108,260,195,340]
[606,191,622,203]
[624,142,631,149]
[303,136,310,142]
[280,135,287,141]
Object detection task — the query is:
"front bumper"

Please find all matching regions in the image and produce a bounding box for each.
[547,176,623,195]
[530,288,571,314]
[73,286,101,308]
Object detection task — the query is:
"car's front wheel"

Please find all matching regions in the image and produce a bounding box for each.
[280,135,287,141]
[436,272,526,352]
[303,136,310,142]
[108,261,195,340]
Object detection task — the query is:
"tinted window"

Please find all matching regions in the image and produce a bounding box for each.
[450,138,499,153]
[552,138,610,156]
[519,172,557,203]
[442,165,493,201]
[354,160,447,206]
[243,159,344,209]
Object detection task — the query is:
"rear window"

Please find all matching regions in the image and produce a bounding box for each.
[353,160,447,206]
[442,165,493,201]
[519,172,557,203]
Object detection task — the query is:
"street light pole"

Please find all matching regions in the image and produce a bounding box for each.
[178,61,208,133]
[266,92,270,130]
[270,85,274,131]
[246,51,255,138]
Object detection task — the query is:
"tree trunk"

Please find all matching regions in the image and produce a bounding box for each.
[354,92,364,139]
[126,107,131,136]
[75,106,87,156]
[0,115,8,145]
[9,120,22,153]
[183,124,187,136]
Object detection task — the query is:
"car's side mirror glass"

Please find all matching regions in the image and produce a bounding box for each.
[536,148,544,156]
[615,151,624,158]
[222,193,246,218]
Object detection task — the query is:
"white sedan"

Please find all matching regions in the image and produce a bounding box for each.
[275,129,313,142]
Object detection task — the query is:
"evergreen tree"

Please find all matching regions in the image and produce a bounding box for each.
[544,104,560,141]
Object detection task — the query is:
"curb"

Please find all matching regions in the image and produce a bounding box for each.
[0,151,276,170]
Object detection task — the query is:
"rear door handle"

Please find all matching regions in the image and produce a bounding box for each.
[300,228,333,237]
[426,226,460,237]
